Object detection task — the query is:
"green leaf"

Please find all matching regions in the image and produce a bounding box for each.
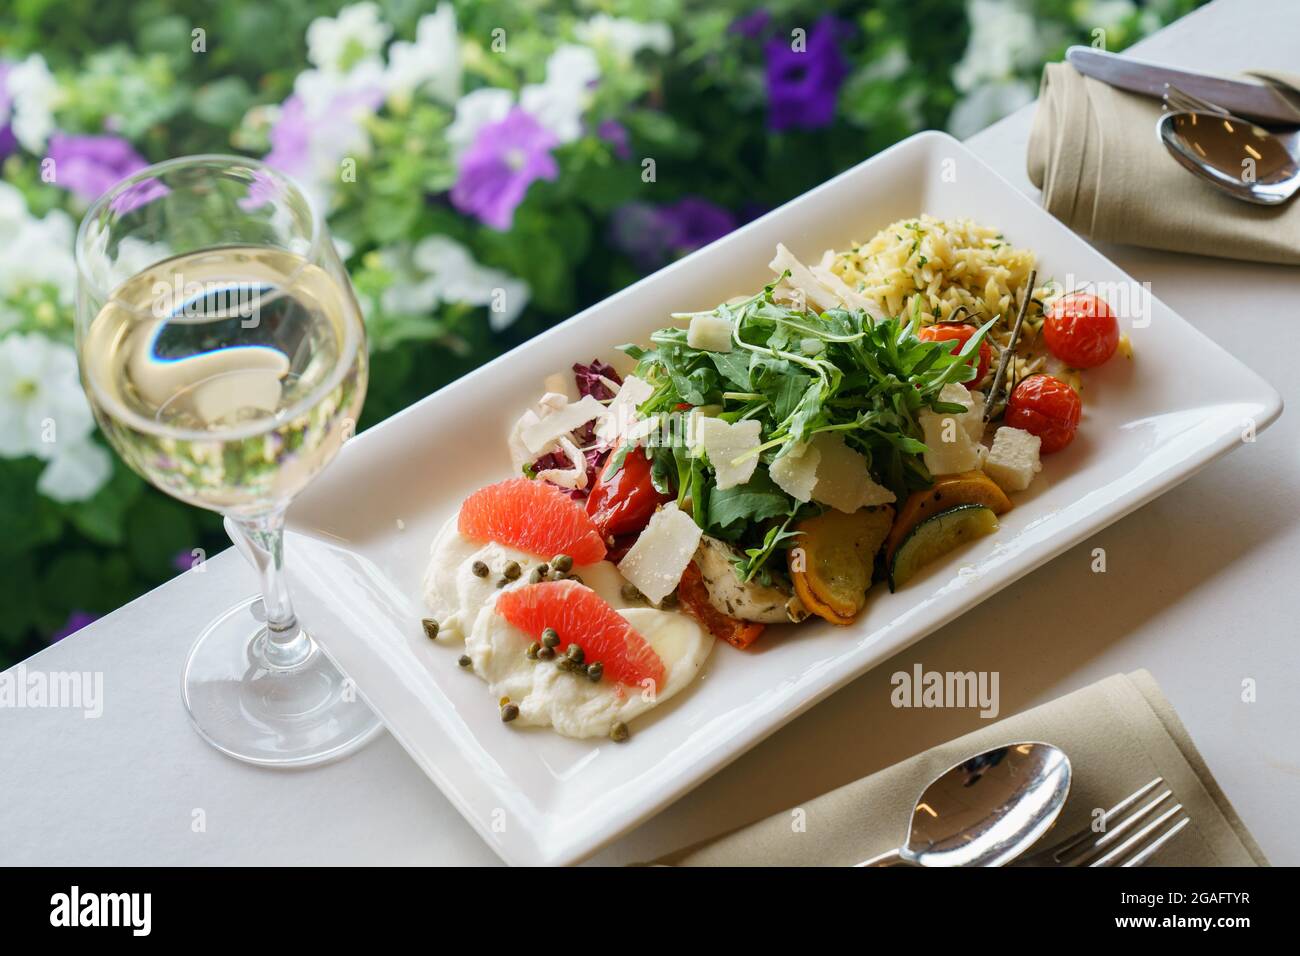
[60,459,144,546]
[0,458,63,560]
[707,468,792,538]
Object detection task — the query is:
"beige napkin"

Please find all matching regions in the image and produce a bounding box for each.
[652,671,1268,866]
[1027,62,1300,265]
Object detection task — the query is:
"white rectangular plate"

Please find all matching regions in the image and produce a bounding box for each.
[283,131,1282,866]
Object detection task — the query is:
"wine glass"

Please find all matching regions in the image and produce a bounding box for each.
[74,155,381,766]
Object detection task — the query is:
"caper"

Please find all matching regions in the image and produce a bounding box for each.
[501,703,519,723]
[528,567,544,583]
[471,560,489,578]
[496,577,509,589]
[457,654,472,668]
[566,643,585,665]
[537,646,556,661]
[609,721,630,743]
[526,642,541,660]
[503,560,521,580]
[586,662,604,682]
[541,627,560,648]
[421,618,439,640]
[536,563,549,577]
[567,574,584,586]
[620,583,644,603]
[556,657,576,673]
[551,554,574,574]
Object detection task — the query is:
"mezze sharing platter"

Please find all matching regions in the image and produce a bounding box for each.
[282,131,1282,865]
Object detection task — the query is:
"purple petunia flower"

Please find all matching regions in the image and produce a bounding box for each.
[451,107,559,231]
[51,610,99,643]
[263,86,384,189]
[595,118,631,160]
[47,133,150,203]
[764,16,852,131]
[730,9,773,40]
[611,197,737,270]
[0,63,17,160]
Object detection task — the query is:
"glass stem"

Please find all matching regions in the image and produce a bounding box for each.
[227,511,313,670]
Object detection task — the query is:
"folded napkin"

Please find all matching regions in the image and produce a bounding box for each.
[1027,62,1300,265]
[653,671,1267,866]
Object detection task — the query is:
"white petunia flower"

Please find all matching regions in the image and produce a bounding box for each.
[519,45,601,144]
[408,235,530,331]
[37,436,112,503]
[947,79,1036,139]
[306,2,392,73]
[575,15,672,60]
[0,184,78,305]
[0,333,96,461]
[385,2,462,105]
[446,87,514,156]
[1078,0,1137,30]
[952,0,1045,93]
[6,54,60,153]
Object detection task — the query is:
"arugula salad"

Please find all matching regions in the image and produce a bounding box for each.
[498,218,1125,650]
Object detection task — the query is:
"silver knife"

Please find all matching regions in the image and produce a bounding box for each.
[1066,46,1300,126]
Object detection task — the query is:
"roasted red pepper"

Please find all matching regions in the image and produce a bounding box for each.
[585,444,671,539]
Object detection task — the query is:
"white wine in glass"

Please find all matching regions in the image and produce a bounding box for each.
[75,156,380,766]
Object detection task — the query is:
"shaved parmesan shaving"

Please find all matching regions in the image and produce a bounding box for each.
[936,383,985,443]
[769,243,841,312]
[595,374,654,442]
[685,405,721,454]
[770,441,820,502]
[699,417,762,490]
[519,394,607,455]
[809,263,882,314]
[918,385,984,474]
[919,412,981,475]
[809,432,896,512]
[687,313,733,352]
[617,503,702,604]
[534,435,588,490]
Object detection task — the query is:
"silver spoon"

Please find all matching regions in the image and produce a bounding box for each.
[857,741,1072,867]
[1158,109,1300,205]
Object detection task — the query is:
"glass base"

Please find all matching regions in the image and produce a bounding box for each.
[181,597,382,767]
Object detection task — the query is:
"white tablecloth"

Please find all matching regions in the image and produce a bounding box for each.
[2,0,1296,866]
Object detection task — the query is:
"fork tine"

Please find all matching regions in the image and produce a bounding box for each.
[1060,788,1174,865]
[1121,817,1191,868]
[1090,803,1188,867]
[1046,777,1164,863]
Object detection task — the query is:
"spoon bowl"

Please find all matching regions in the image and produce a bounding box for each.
[1158,110,1300,205]
[859,741,1072,867]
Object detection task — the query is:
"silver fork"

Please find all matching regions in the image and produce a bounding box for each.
[1015,777,1191,867]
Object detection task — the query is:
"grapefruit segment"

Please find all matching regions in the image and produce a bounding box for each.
[495,580,665,688]
[458,478,607,565]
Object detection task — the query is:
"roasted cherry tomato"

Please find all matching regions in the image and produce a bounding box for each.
[1043,292,1119,368]
[918,323,993,388]
[585,444,671,538]
[1005,374,1082,453]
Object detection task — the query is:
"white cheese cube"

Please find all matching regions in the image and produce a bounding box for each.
[687,313,734,352]
[699,417,761,490]
[983,426,1042,492]
[617,503,703,604]
[809,432,895,512]
[770,441,821,503]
